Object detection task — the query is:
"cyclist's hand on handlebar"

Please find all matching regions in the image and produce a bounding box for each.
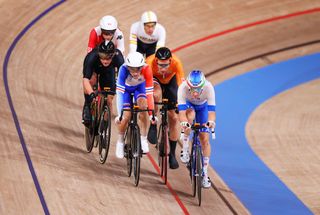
[206,121,216,139]
[206,121,216,128]
[115,116,122,124]
[149,115,158,124]
[180,121,190,130]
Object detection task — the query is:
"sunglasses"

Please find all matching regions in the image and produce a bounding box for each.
[190,87,203,94]
[157,63,170,68]
[128,66,142,72]
[101,29,116,36]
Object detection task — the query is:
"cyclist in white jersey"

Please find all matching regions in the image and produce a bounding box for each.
[177,70,216,188]
[129,11,166,58]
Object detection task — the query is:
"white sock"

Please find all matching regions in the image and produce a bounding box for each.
[118,134,124,142]
[141,136,147,141]
[203,157,210,177]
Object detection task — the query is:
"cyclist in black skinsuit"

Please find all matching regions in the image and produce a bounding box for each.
[82,41,124,126]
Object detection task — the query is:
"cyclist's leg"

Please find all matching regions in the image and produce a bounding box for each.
[180,105,195,163]
[82,74,97,125]
[147,78,161,144]
[153,78,162,114]
[196,104,212,187]
[99,70,115,115]
[115,91,131,158]
[165,77,180,168]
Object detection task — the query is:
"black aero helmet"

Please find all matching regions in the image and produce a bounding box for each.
[155,47,172,60]
[98,41,115,55]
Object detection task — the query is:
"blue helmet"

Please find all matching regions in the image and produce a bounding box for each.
[186,70,206,91]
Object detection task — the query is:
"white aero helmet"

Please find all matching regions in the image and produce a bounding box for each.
[100,15,118,30]
[141,11,157,24]
[126,52,145,67]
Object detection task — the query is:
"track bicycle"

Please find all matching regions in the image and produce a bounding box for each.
[96,87,113,164]
[154,99,177,184]
[120,95,154,186]
[185,123,214,206]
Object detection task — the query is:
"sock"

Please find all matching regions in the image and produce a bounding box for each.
[118,134,124,143]
[169,140,177,156]
[141,136,147,141]
[203,156,210,177]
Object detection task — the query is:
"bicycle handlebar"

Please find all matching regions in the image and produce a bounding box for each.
[119,108,155,122]
[181,123,215,139]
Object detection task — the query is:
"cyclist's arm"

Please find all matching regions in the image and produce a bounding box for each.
[156,24,166,50]
[114,49,125,70]
[207,84,216,122]
[173,56,185,86]
[87,28,98,53]
[129,22,138,53]
[115,29,125,54]
[116,66,127,115]
[143,65,155,115]
[177,83,188,122]
[83,53,95,94]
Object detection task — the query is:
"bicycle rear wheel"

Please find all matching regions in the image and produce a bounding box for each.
[161,125,168,184]
[125,126,133,177]
[196,146,203,206]
[132,125,141,186]
[98,105,111,164]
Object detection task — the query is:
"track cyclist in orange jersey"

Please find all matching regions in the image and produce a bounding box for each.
[87,15,125,54]
[82,41,124,126]
[115,52,156,158]
[146,47,185,169]
[177,70,216,188]
[129,11,166,58]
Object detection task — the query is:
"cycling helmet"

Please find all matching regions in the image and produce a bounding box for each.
[141,11,157,24]
[126,52,145,67]
[186,70,206,90]
[155,47,172,60]
[98,41,115,58]
[100,15,118,30]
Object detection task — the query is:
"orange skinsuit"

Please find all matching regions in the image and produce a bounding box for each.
[146,54,185,86]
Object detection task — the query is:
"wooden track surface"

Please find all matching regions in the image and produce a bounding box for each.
[1,0,319,214]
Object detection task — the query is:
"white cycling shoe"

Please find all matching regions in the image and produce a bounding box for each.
[180,148,190,163]
[202,176,211,188]
[116,140,124,159]
[141,137,149,153]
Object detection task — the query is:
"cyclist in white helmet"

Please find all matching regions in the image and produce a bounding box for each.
[88,15,125,54]
[115,52,156,158]
[177,70,216,188]
[129,11,166,58]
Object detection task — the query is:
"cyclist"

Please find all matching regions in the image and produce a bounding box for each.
[146,47,185,169]
[82,41,124,126]
[129,11,166,58]
[115,52,156,158]
[87,15,125,54]
[177,70,216,188]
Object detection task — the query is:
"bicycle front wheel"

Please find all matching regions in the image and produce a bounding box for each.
[98,105,111,164]
[161,125,168,184]
[196,146,203,206]
[132,125,141,186]
[125,126,133,177]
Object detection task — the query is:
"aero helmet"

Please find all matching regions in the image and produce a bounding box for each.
[141,11,157,24]
[98,41,115,58]
[100,15,118,30]
[186,70,206,91]
[155,47,172,60]
[126,52,145,67]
